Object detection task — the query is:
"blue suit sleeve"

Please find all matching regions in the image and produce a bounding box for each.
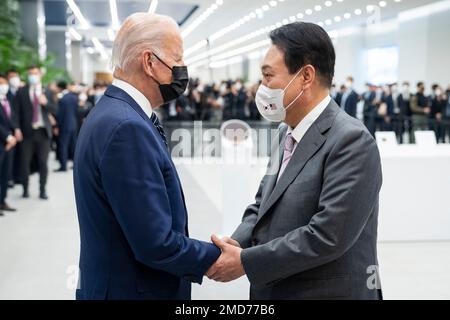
[99,119,220,284]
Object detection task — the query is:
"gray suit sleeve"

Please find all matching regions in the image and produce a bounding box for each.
[241,127,383,288]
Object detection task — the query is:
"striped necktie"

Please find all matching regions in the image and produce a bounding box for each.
[150,113,168,148]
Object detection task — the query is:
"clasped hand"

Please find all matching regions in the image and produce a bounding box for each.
[206,235,245,283]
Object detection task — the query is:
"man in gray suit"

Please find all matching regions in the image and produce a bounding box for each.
[206,22,383,300]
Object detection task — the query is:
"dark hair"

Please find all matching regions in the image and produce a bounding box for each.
[0,73,6,80]
[269,22,336,88]
[27,65,40,71]
[6,69,18,76]
[417,82,424,88]
[57,81,68,90]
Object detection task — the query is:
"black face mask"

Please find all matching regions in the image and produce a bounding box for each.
[153,53,189,103]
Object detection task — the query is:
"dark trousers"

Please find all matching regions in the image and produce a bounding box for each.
[57,130,77,170]
[12,142,22,184]
[442,118,450,143]
[21,128,51,192]
[0,148,13,204]
[364,112,377,138]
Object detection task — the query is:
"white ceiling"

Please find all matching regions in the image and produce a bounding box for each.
[181,0,438,48]
[62,0,442,61]
[178,0,442,66]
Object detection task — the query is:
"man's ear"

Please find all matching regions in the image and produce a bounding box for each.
[301,64,316,90]
[142,50,155,78]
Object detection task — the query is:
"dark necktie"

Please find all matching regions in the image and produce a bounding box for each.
[150,113,168,148]
[32,89,40,124]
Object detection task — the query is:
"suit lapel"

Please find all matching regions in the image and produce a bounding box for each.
[257,101,340,224]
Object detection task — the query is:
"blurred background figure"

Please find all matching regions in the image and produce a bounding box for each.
[410,82,431,142]
[54,81,78,172]
[339,76,360,118]
[0,73,18,214]
[429,84,446,142]
[15,66,53,200]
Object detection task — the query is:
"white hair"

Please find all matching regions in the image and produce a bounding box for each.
[111,13,179,72]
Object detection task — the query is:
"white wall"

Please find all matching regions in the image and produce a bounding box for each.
[76,52,111,84]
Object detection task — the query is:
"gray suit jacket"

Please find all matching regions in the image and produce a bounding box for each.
[232,99,383,300]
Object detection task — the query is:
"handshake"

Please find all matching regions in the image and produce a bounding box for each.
[206,235,246,283]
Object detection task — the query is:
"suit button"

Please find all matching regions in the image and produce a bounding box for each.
[251,238,258,246]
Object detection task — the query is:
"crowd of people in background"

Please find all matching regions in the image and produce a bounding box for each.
[0,65,107,216]
[332,76,450,144]
[0,65,449,216]
[159,78,262,122]
[160,75,450,144]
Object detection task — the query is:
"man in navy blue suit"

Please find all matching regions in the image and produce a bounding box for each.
[73,13,220,300]
[0,74,18,216]
[340,76,360,118]
[55,81,78,172]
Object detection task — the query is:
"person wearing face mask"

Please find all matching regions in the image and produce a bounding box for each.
[410,82,430,141]
[362,83,378,137]
[234,80,248,120]
[0,74,18,216]
[6,69,22,97]
[397,82,413,143]
[73,13,220,300]
[14,65,53,200]
[339,76,360,118]
[5,69,23,188]
[221,81,236,120]
[53,82,79,172]
[206,22,383,300]
[429,84,445,142]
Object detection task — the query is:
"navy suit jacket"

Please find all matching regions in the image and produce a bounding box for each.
[74,85,220,300]
[0,98,15,147]
[57,92,79,134]
[342,90,359,118]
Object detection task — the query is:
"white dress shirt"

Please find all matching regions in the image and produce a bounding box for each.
[288,95,332,149]
[29,84,45,129]
[276,95,331,182]
[112,79,153,119]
